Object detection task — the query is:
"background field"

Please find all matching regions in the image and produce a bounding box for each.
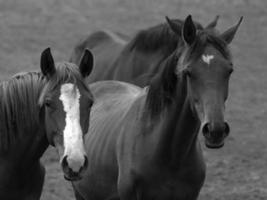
[0,0,266,199]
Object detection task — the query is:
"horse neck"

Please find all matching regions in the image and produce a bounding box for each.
[123,37,178,86]
[144,62,200,168]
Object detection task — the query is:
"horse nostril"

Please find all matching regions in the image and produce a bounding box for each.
[202,123,210,137]
[82,155,88,171]
[61,155,69,170]
[224,122,230,136]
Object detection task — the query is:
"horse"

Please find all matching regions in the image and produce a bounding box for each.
[0,48,94,200]
[70,16,220,87]
[71,15,242,200]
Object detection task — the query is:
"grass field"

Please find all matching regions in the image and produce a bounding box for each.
[0,0,266,199]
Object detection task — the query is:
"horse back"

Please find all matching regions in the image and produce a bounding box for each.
[70,30,127,82]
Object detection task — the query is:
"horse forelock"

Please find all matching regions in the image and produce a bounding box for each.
[39,62,91,106]
[179,30,232,67]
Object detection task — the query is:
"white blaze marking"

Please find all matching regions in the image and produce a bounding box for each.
[60,83,85,172]
[202,54,214,65]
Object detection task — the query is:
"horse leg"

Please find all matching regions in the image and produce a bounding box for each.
[23,161,45,200]
[73,189,86,200]
[118,174,139,200]
[105,197,120,200]
[73,189,120,200]
[119,185,141,200]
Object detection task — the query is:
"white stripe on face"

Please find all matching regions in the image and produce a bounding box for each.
[59,83,85,172]
[202,54,214,65]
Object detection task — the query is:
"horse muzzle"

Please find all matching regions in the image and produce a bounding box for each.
[61,155,88,181]
[202,122,230,149]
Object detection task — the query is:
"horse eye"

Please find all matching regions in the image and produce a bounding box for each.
[184,69,192,77]
[44,99,52,107]
[89,100,94,108]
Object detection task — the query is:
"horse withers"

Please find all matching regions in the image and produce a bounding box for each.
[0,48,94,200]
[72,15,242,200]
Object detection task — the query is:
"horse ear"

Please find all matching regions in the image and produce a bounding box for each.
[40,48,55,77]
[165,16,181,35]
[205,15,219,29]
[182,15,197,46]
[79,49,93,78]
[220,17,243,44]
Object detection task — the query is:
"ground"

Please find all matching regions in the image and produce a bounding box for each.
[0,0,266,199]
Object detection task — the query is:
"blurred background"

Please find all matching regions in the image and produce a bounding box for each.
[0,0,266,199]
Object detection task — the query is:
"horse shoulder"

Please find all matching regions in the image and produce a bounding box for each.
[86,80,142,151]
[80,81,142,196]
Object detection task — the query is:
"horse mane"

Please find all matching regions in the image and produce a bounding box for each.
[0,72,46,152]
[146,29,231,117]
[127,19,204,55]
[146,52,178,117]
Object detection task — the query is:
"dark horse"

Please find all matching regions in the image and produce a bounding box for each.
[72,15,242,200]
[0,48,94,200]
[70,16,220,87]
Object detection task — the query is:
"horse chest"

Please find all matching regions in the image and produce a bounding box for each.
[133,169,204,200]
[128,158,206,200]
